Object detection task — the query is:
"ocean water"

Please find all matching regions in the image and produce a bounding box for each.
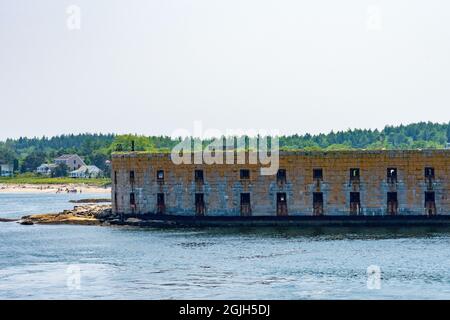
[0,193,109,219]
[1,193,450,299]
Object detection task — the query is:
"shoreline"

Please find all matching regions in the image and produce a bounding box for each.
[11,203,450,228]
[18,204,113,226]
[0,183,111,194]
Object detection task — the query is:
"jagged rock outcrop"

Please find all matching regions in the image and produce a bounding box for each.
[20,204,115,225]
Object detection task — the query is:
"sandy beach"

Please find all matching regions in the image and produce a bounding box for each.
[0,183,111,194]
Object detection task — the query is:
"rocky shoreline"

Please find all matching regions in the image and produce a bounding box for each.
[0,217,19,222]
[6,204,160,227]
[8,205,450,228]
[19,204,116,226]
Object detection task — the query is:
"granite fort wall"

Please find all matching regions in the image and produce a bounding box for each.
[111,150,450,216]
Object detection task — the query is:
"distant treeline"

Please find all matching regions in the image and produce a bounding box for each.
[0,122,449,173]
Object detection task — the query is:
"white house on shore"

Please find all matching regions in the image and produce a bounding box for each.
[36,163,58,176]
[54,154,85,171]
[0,163,13,177]
[70,165,103,179]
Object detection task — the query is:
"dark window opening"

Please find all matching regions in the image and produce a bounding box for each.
[425,167,435,179]
[114,192,118,209]
[350,168,360,181]
[425,191,435,202]
[276,192,288,216]
[240,193,251,216]
[387,192,398,215]
[425,191,436,215]
[130,170,135,183]
[240,169,250,180]
[157,193,165,214]
[114,171,117,185]
[350,192,361,215]
[130,192,135,206]
[277,169,287,184]
[387,168,397,183]
[313,192,324,216]
[195,170,204,184]
[241,193,250,204]
[313,168,323,180]
[350,192,360,203]
[157,170,164,183]
[195,193,205,216]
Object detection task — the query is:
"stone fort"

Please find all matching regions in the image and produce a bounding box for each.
[111,150,449,216]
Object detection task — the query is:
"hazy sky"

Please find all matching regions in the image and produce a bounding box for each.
[1,0,449,140]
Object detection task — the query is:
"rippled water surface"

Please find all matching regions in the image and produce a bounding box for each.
[1,193,450,299]
[0,193,109,219]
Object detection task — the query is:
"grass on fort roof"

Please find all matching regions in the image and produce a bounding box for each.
[0,174,111,187]
[112,146,448,154]
[112,150,171,154]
